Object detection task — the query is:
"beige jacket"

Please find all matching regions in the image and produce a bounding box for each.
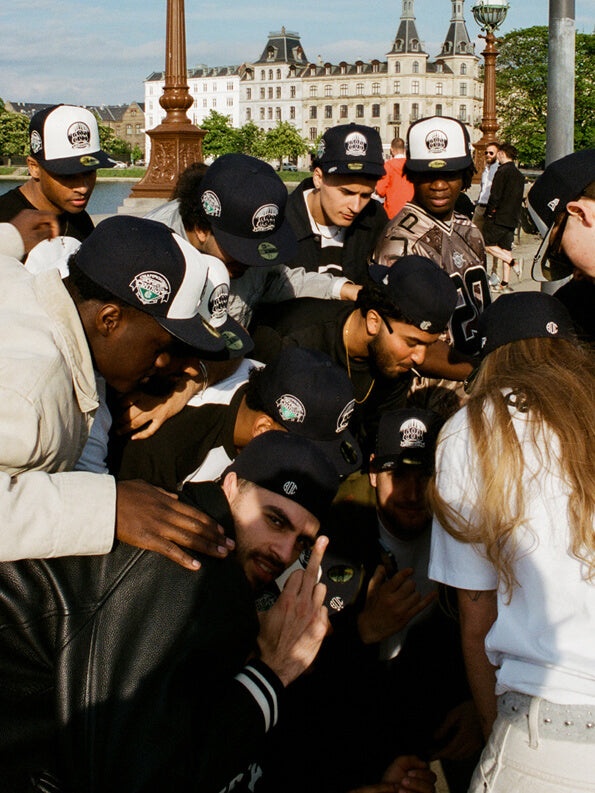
[0,254,115,560]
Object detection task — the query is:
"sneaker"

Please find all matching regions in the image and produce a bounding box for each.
[489,272,500,287]
[492,283,513,293]
[511,258,523,278]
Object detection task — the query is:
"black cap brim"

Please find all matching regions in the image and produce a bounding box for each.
[309,431,363,478]
[212,218,298,268]
[216,315,254,359]
[157,314,228,356]
[319,161,386,178]
[406,155,473,173]
[33,149,116,175]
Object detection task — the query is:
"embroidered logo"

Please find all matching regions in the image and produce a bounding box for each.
[546,321,559,335]
[201,190,222,217]
[283,481,298,496]
[336,399,355,433]
[67,122,91,149]
[208,283,229,323]
[330,596,345,612]
[344,131,368,157]
[425,130,448,153]
[428,159,447,169]
[547,198,560,212]
[276,395,306,423]
[317,139,326,158]
[30,130,43,154]
[420,320,433,331]
[257,241,279,261]
[399,418,428,449]
[129,272,171,305]
[252,204,279,233]
[79,155,99,167]
[452,251,466,270]
[221,330,244,351]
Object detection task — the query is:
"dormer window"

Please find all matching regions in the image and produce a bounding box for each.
[412,40,418,51]
[413,61,419,74]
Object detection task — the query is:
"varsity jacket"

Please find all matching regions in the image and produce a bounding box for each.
[0,255,114,560]
[145,199,347,327]
[284,178,388,284]
[0,482,284,793]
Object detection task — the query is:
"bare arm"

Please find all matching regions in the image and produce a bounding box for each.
[418,340,474,382]
[10,209,59,254]
[457,588,499,739]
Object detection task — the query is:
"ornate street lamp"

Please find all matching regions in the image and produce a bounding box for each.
[471,0,509,181]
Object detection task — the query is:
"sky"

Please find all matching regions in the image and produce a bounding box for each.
[1,0,594,106]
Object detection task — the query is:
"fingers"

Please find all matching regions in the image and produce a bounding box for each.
[302,535,328,590]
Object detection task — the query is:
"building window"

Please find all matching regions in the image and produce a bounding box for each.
[246,88,252,99]
[371,104,380,118]
[260,87,265,99]
[202,98,207,107]
[325,84,332,96]
[412,80,419,94]
[340,83,348,97]
[212,98,217,107]
[393,102,400,121]
[310,65,316,76]
[436,63,443,73]
[394,80,400,94]
[309,127,317,141]
[436,82,443,95]
[268,69,273,80]
[395,61,401,73]
[340,63,346,74]
[460,82,467,96]
[268,107,273,119]
[276,86,281,99]
[246,108,252,120]
[461,63,467,75]
[459,105,467,121]
[260,107,265,119]
[372,61,379,73]
[126,124,132,135]
[436,103,443,116]
[413,61,419,73]
[372,82,380,95]
[290,106,295,119]
[260,70,265,80]
[356,104,364,118]
[411,103,419,120]
[340,105,348,118]
[268,87,273,99]
[290,85,296,98]
[324,105,332,119]
[227,81,233,91]
[356,83,364,96]
[277,68,281,79]
[227,97,233,107]
[310,85,317,96]
[135,124,141,133]
[412,40,419,51]
[275,107,281,120]
[203,83,208,92]
[310,106,317,119]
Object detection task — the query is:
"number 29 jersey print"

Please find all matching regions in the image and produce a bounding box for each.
[371,203,490,356]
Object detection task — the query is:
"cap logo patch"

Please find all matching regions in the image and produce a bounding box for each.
[276,395,306,423]
[348,163,364,170]
[67,122,91,150]
[283,481,298,495]
[547,198,560,212]
[420,320,432,331]
[336,399,355,433]
[201,190,222,217]
[425,130,448,153]
[221,330,244,351]
[130,272,171,305]
[30,130,43,154]
[344,131,368,157]
[317,139,326,158]
[546,321,559,335]
[208,283,229,323]
[428,159,447,169]
[252,204,279,233]
[328,565,355,583]
[257,241,279,261]
[399,418,428,448]
[80,155,99,167]
[452,251,465,270]
[330,596,345,612]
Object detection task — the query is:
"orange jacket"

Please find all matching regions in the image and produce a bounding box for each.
[375,156,414,219]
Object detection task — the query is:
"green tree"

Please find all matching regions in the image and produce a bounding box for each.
[495,26,595,167]
[0,110,30,162]
[237,121,266,158]
[198,111,242,159]
[261,121,308,170]
[131,144,144,164]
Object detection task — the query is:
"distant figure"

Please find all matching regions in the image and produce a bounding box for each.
[472,142,500,235]
[375,137,414,219]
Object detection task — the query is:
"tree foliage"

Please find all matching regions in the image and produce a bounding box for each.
[0,106,30,159]
[496,26,595,167]
[261,121,309,169]
[199,111,242,159]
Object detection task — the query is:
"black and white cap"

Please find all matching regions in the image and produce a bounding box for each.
[371,408,444,473]
[406,116,473,173]
[198,153,297,267]
[29,105,115,174]
[315,124,386,178]
[226,431,341,524]
[74,216,229,355]
[255,348,362,476]
[478,292,576,356]
[528,149,595,281]
[368,255,458,334]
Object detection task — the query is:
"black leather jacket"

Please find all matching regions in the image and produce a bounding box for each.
[0,483,283,793]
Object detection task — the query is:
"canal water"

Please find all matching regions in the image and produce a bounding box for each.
[0,179,139,217]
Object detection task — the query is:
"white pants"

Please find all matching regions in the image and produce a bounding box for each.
[469,693,595,792]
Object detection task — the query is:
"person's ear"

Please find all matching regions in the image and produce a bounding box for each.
[312,167,324,190]
[368,454,378,488]
[193,226,212,245]
[567,199,594,228]
[252,414,280,438]
[221,471,238,502]
[365,309,382,338]
[94,303,124,338]
[26,156,41,180]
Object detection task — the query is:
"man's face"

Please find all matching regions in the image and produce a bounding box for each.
[28,157,97,214]
[411,171,464,220]
[370,464,431,540]
[485,146,499,165]
[312,168,377,227]
[224,475,319,590]
[92,306,179,394]
[367,314,440,379]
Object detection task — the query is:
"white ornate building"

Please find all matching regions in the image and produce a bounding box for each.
[144,0,482,151]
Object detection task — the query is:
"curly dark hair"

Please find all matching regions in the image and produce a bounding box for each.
[355,280,417,326]
[173,162,212,232]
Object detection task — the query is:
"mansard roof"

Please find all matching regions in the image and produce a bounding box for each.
[146,65,241,82]
[255,27,308,65]
[440,1,475,56]
[299,59,388,77]
[389,0,426,55]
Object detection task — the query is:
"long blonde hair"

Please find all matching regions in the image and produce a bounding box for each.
[430,336,595,595]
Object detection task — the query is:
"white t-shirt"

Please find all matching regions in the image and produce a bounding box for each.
[429,403,595,706]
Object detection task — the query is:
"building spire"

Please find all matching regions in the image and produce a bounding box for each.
[390,0,426,54]
[440,0,474,57]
